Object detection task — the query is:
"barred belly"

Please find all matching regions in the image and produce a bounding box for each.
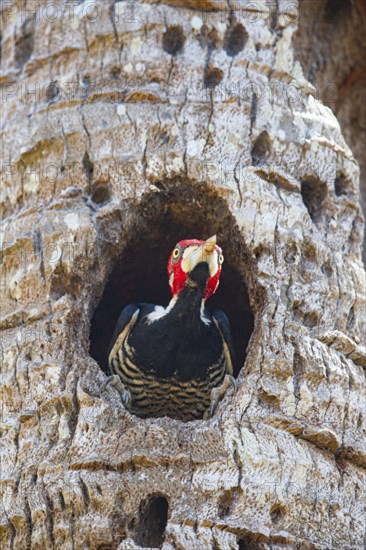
[110,339,226,421]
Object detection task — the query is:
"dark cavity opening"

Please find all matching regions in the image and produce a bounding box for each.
[91,184,111,205]
[324,0,352,23]
[162,25,185,56]
[237,533,265,549]
[204,66,224,88]
[82,151,94,185]
[218,488,241,518]
[334,172,348,196]
[14,17,35,68]
[135,496,168,548]
[89,183,255,381]
[110,66,121,79]
[223,23,248,56]
[301,176,327,224]
[270,503,286,524]
[46,81,61,102]
[251,131,272,166]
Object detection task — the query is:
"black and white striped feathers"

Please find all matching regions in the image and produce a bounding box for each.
[107,240,235,421]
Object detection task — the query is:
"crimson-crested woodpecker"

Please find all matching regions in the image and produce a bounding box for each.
[107,235,235,421]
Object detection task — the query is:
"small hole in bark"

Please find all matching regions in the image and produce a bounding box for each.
[82,151,94,185]
[89,182,255,420]
[292,305,319,328]
[302,241,317,262]
[160,132,169,145]
[259,387,281,408]
[58,492,66,511]
[223,23,248,56]
[218,488,241,517]
[270,503,286,524]
[162,25,185,55]
[204,67,224,88]
[346,305,355,331]
[110,66,121,79]
[136,496,168,548]
[82,74,91,88]
[285,241,300,264]
[322,261,333,277]
[358,412,363,428]
[237,533,264,549]
[91,184,111,205]
[301,177,327,224]
[334,172,348,196]
[14,17,35,68]
[45,81,61,102]
[251,131,271,166]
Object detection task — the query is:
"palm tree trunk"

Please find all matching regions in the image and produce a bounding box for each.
[1,1,365,548]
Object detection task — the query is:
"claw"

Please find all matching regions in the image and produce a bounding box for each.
[204,374,236,419]
[102,375,131,409]
[228,375,237,392]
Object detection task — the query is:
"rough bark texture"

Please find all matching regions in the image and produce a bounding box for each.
[1,1,366,549]
[293,0,366,264]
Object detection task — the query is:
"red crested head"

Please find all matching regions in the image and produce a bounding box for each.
[167,235,224,300]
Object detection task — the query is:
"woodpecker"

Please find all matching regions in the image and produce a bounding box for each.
[106,235,235,422]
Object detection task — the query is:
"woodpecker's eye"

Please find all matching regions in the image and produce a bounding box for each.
[219,253,224,264]
[172,246,182,262]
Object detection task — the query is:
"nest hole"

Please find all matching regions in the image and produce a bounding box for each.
[89,187,255,417]
[89,184,254,381]
[135,496,168,548]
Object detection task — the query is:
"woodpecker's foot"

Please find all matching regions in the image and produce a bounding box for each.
[204,375,236,419]
[102,375,131,409]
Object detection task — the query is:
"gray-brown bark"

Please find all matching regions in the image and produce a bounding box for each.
[0,1,365,549]
[294,0,366,264]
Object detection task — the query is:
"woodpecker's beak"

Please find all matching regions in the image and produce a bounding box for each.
[182,235,218,276]
[203,235,217,253]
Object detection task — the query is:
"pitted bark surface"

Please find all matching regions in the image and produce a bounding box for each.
[0,1,365,549]
[294,0,366,264]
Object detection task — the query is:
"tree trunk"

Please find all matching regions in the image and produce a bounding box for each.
[293,0,366,264]
[1,1,365,549]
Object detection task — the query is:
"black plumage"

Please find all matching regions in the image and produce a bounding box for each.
[107,257,235,421]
